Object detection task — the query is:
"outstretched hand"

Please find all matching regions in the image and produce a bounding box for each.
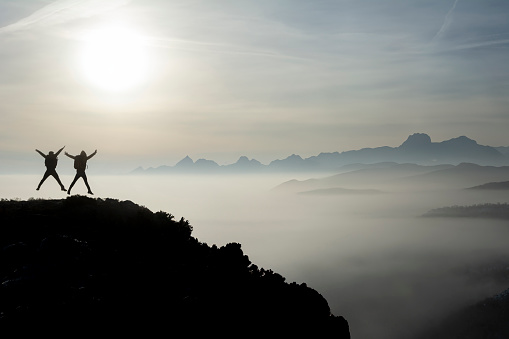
[55,146,65,155]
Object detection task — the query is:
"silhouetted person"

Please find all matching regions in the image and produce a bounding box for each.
[36,146,67,192]
[65,149,97,195]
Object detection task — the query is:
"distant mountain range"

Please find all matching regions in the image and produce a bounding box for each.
[132,133,509,174]
[297,187,385,196]
[273,162,509,193]
[467,181,509,190]
[422,203,509,220]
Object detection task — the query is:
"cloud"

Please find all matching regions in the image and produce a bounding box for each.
[146,36,311,62]
[432,0,459,42]
[448,38,509,51]
[0,0,131,34]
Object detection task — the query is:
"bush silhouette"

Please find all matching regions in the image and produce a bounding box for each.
[0,196,350,337]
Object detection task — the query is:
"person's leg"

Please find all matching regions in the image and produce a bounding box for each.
[37,170,51,190]
[82,172,93,194]
[51,171,67,191]
[67,172,80,195]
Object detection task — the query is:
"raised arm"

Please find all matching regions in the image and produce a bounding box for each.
[55,145,65,156]
[65,151,75,159]
[87,150,97,160]
[35,149,46,158]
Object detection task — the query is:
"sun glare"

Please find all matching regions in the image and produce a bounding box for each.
[78,26,149,92]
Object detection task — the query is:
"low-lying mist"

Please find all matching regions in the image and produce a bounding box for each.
[2,172,509,339]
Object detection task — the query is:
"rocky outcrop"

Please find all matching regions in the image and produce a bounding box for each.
[0,196,350,337]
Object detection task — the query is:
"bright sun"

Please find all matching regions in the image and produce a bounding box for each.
[78,26,149,92]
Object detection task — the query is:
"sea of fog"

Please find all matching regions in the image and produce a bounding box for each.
[2,173,509,339]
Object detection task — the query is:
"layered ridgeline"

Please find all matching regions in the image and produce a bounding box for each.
[273,162,509,193]
[0,196,350,337]
[133,133,509,174]
[415,288,509,339]
[422,203,509,220]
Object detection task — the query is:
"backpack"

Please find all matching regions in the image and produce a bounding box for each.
[74,155,87,171]
[45,155,57,169]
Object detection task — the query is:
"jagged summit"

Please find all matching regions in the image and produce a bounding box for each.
[233,156,262,167]
[399,133,432,148]
[133,133,508,174]
[235,155,261,165]
[237,155,250,163]
[175,155,194,167]
[194,158,219,168]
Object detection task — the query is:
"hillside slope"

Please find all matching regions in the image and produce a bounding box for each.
[0,196,350,337]
[416,288,509,339]
[273,163,509,193]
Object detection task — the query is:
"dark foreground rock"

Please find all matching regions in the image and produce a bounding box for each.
[0,196,349,337]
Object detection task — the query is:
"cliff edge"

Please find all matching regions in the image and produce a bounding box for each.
[0,196,350,337]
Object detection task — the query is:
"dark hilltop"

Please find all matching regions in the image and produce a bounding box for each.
[0,196,350,337]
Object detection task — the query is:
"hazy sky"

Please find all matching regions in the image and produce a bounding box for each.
[1,0,508,172]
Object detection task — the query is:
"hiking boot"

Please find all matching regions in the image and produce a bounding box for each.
[61,187,67,192]
[67,190,71,195]
[88,191,94,195]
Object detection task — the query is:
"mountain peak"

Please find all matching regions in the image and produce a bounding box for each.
[236,156,250,163]
[131,166,144,173]
[230,156,262,170]
[194,159,219,168]
[286,154,303,161]
[399,133,432,148]
[444,136,478,145]
[176,155,194,167]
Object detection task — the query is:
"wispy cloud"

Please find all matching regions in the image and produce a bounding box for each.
[0,0,131,34]
[146,36,311,62]
[448,38,509,51]
[432,0,459,42]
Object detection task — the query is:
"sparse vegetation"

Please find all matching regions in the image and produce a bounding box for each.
[415,287,509,339]
[0,196,349,337]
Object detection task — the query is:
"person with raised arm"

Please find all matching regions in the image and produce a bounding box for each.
[36,146,67,192]
[65,149,97,195]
